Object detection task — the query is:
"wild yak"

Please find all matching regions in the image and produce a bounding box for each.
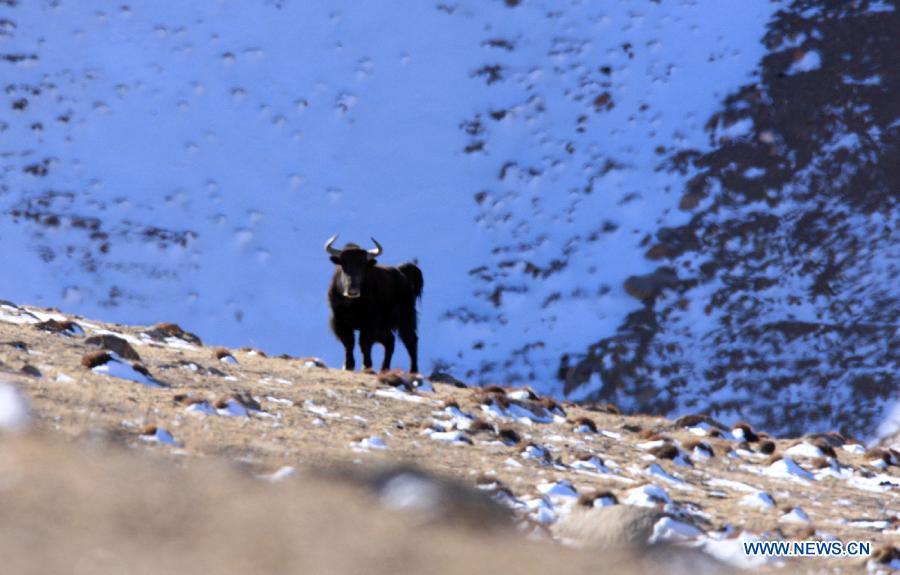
[325,235,423,373]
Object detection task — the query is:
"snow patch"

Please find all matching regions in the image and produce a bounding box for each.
[0,382,29,432]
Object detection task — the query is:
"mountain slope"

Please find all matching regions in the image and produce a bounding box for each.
[0,1,777,381]
[561,0,899,438]
[1,0,895,440]
[0,302,898,573]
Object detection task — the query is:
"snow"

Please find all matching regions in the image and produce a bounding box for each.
[374,388,426,404]
[591,495,618,508]
[480,400,556,425]
[216,399,248,417]
[741,491,776,509]
[520,444,551,462]
[646,463,686,486]
[787,50,822,74]
[0,0,780,392]
[378,472,441,513]
[875,400,900,443]
[0,381,29,432]
[265,396,294,407]
[570,456,611,474]
[691,444,714,460]
[91,357,162,387]
[257,466,297,482]
[140,427,178,446]
[847,472,900,493]
[842,443,866,455]
[701,531,780,570]
[303,400,332,417]
[780,507,810,523]
[423,429,470,445]
[352,436,388,451]
[624,483,670,507]
[526,497,557,525]
[650,517,703,543]
[763,457,815,482]
[506,389,534,401]
[706,477,757,493]
[0,303,40,325]
[186,401,217,416]
[687,422,716,436]
[785,442,825,458]
[847,519,890,530]
[537,480,579,501]
[867,1,896,13]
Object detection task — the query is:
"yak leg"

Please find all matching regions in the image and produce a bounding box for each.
[398,325,419,374]
[333,321,356,371]
[380,332,395,372]
[359,331,375,373]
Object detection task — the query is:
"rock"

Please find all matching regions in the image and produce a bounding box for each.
[142,322,202,345]
[678,192,704,210]
[673,414,725,430]
[19,364,41,378]
[81,350,112,369]
[35,319,83,335]
[428,372,467,388]
[623,268,679,302]
[85,334,142,362]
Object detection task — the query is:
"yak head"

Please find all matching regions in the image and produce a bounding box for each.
[325,235,382,299]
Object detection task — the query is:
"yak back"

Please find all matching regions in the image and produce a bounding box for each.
[397,262,424,299]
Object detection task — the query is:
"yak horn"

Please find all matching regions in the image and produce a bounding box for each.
[367,237,383,259]
[325,234,342,257]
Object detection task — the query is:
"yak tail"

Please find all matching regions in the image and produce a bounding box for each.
[399,263,424,299]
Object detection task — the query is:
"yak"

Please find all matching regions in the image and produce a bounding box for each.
[325,235,423,373]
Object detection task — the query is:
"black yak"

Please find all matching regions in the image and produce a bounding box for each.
[325,235,423,373]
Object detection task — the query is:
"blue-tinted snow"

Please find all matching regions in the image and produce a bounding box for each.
[0,0,778,390]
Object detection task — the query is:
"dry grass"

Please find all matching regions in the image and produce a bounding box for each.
[0,303,896,574]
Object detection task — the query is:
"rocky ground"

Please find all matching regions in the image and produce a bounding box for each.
[0,300,898,574]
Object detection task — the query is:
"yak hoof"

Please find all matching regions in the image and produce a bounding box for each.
[362,367,375,374]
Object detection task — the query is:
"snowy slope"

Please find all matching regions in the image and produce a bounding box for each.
[2,0,491,360]
[2,1,894,438]
[0,0,776,370]
[559,0,899,438]
[431,0,779,386]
